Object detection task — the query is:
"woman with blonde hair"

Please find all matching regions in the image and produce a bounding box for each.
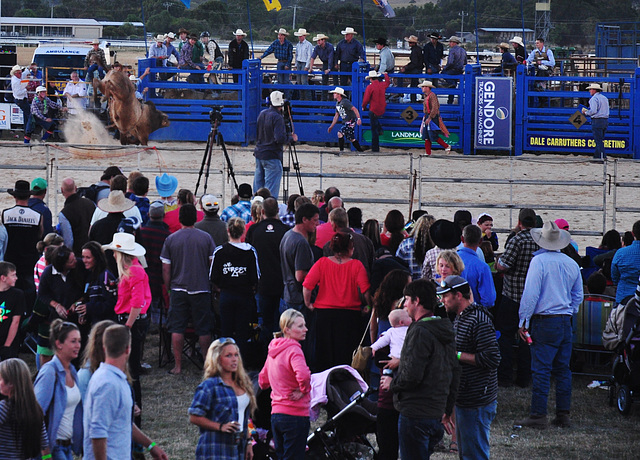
[396,214,436,280]
[259,308,311,460]
[0,358,49,459]
[436,250,465,282]
[189,338,257,460]
[77,319,117,398]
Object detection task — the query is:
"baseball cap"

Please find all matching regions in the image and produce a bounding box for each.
[435,275,469,295]
[30,177,47,193]
[238,183,252,199]
[554,218,570,230]
[148,200,165,218]
[201,194,220,212]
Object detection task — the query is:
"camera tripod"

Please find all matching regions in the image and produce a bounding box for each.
[282,101,304,200]
[195,107,238,197]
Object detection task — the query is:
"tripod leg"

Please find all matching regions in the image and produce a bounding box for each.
[290,143,304,196]
[202,132,215,195]
[218,132,239,194]
[195,131,214,196]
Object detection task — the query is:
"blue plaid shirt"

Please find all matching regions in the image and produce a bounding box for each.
[281,211,295,228]
[220,200,251,223]
[262,39,293,65]
[396,237,421,280]
[188,376,249,460]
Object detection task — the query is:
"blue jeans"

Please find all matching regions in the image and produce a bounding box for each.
[370,113,383,152]
[253,158,283,200]
[52,443,73,460]
[455,400,497,460]
[86,63,106,80]
[398,414,444,460]
[529,315,573,416]
[271,413,309,460]
[256,293,281,344]
[591,118,608,159]
[15,98,32,135]
[296,61,310,100]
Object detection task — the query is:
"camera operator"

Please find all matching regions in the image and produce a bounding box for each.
[253,91,297,200]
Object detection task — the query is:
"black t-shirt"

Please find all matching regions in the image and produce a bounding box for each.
[246,218,290,296]
[0,287,25,347]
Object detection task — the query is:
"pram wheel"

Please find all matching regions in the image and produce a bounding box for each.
[617,384,633,415]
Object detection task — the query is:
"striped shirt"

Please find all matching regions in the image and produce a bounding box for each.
[0,400,49,459]
[453,303,500,408]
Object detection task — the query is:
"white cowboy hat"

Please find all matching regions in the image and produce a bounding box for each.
[166,32,176,40]
[270,90,285,107]
[418,80,435,88]
[365,70,381,80]
[97,190,135,213]
[35,85,47,93]
[10,65,23,76]
[530,221,571,251]
[313,33,329,41]
[155,34,165,42]
[341,27,358,35]
[294,28,310,37]
[233,29,247,36]
[275,28,289,36]
[102,232,146,257]
[329,87,346,96]
[586,83,603,91]
[509,36,524,47]
[404,35,419,43]
[129,75,138,81]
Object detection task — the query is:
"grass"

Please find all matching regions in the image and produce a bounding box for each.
[22,333,640,459]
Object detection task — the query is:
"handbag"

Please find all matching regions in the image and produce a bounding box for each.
[351,316,372,372]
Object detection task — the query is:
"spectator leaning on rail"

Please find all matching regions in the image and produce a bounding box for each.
[294,28,314,100]
[228,29,250,83]
[259,28,294,88]
[441,36,467,104]
[581,83,610,161]
[423,32,444,85]
[309,34,336,97]
[334,27,365,87]
[374,37,395,75]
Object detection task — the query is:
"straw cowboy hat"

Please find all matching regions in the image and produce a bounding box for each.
[275,28,289,36]
[10,65,23,76]
[102,232,146,257]
[329,87,346,96]
[233,29,247,37]
[97,190,135,213]
[418,80,435,88]
[586,83,603,91]
[404,35,419,43]
[448,36,461,44]
[365,70,381,80]
[313,34,329,41]
[91,38,99,45]
[155,34,165,42]
[509,36,524,47]
[498,42,510,50]
[530,221,571,251]
[294,28,310,37]
[341,27,358,35]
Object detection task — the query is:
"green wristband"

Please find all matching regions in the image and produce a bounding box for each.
[43,455,52,460]
[147,442,156,452]
[457,351,462,361]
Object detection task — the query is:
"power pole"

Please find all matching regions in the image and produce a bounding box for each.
[459,11,468,38]
[292,4,298,31]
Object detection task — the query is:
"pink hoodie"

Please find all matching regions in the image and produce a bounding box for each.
[259,337,311,417]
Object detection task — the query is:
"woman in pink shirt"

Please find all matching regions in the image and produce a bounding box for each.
[259,309,311,460]
[102,232,150,425]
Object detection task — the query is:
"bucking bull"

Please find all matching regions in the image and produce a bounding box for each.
[93,70,169,145]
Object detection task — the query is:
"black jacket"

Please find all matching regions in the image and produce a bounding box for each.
[391,314,460,418]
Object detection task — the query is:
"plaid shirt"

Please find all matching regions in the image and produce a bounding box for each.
[281,211,295,228]
[188,376,249,460]
[220,200,251,223]
[498,229,539,302]
[397,237,421,280]
[262,39,293,64]
[421,246,444,281]
[31,96,61,120]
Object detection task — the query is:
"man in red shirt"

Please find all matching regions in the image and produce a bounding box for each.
[362,70,390,152]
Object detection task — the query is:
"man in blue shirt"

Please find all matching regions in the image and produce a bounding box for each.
[260,28,294,88]
[458,224,496,307]
[423,32,444,86]
[582,83,610,160]
[220,183,253,222]
[442,36,467,104]
[611,220,640,305]
[334,27,365,87]
[84,324,167,459]
[526,37,555,76]
[517,221,582,429]
[309,33,336,99]
[253,91,297,199]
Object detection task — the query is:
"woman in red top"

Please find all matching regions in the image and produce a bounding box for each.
[379,209,408,255]
[102,232,151,425]
[303,232,371,372]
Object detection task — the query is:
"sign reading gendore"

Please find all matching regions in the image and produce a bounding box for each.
[474,77,512,150]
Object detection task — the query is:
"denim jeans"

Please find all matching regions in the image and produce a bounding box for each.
[591,118,608,159]
[398,414,444,460]
[253,158,283,200]
[256,293,281,345]
[271,413,310,460]
[455,400,497,460]
[52,443,73,460]
[529,315,573,416]
[15,98,32,135]
[86,63,106,80]
[370,113,383,152]
[296,61,310,100]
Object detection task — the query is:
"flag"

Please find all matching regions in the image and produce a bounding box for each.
[263,0,281,11]
[179,0,190,8]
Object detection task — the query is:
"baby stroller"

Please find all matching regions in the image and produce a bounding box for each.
[307,366,378,459]
[610,298,640,414]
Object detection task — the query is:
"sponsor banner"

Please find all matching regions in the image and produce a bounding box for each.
[0,104,10,130]
[475,77,512,150]
[527,135,629,151]
[362,129,460,147]
[10,104,23,126]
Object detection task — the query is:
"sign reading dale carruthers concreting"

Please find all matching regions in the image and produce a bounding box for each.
[475,77,512,150]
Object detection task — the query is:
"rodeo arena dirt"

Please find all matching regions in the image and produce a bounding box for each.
[2,48,640,459]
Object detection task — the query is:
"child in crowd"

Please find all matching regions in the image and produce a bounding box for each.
[371,309,412,359]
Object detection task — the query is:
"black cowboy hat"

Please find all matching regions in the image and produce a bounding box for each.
[8,180,31,199]
[427,32,442,40]
[429,219,462,249]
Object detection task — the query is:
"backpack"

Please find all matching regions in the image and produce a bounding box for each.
[602,298,634,350]
[77,183,109,204]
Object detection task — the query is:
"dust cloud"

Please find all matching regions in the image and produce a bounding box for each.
[62,110,117,146]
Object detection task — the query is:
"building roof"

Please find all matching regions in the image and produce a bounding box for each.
[0,17,102,26]
[98,21,144,27]
[479,28,535,32]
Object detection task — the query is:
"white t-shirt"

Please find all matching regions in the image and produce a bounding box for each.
[63,81,88,114]
[57,383,81,441]
[236,392,250,430]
